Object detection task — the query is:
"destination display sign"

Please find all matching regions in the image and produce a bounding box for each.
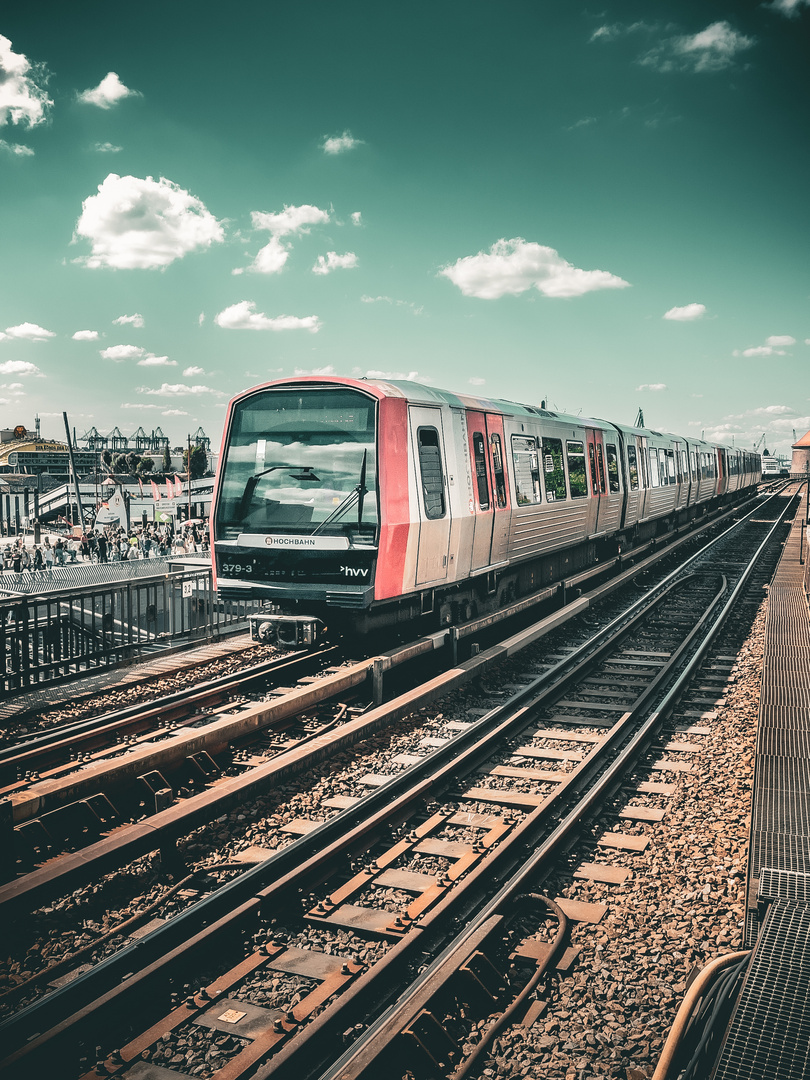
[236,533,351,550]
[216,545,376,586]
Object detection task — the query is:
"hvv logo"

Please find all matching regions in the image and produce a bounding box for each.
[341,566,369,578]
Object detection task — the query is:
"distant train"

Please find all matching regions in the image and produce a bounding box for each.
[211,377,761,647]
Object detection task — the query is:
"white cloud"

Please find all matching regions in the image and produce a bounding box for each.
[78,72,140,109]
[0,139,34,156]
[351,211,362,226]
[162,408,189,416]
[312,251,358,275]
[100,344,144,361]
[234,236,289,275]
[764,0,810,15]
[360,295,424,315]
[93,141,122,153]
[751,405,793,415]
[663,302,706,321]
[353,368,433,383]
[72,330,99,341]
[469,377,486,386]
[0,359,41,376]
[113,312,145,328]
[138,383,222,397]
[120,403,163,410]
[1,321,55,341]
[183,366,205,376]
[293,365,337,376]
[738,346,777,357]
[567,117,597,130]
[734,334,797,357]
[73,173,224,270]
[636,383,667,391]
[137,355,176,367]
[214,300,321,333]
[640,21,754,73]
[252,204,330,238]
[440,238,630,300]
[0,36,52,129]
[236,204,330,275]
[770,416,810,432]
[322,130,363,154]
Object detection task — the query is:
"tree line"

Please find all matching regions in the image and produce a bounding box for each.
[100,445,209,480]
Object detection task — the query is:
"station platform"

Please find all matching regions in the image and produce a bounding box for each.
[0,628,258,725]
[710,505,810,1077]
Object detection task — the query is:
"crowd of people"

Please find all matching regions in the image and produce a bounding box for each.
[1,521,209,575]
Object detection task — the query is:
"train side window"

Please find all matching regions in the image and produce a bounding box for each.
[567,441,588,497]
[649,447,660,487]
[472,432,490,510]
[639,444,648,488]
[665,449,675,485]
[626,445,639,490]
[417,427,446,519]
[595,444,607,493]
[606,444,620,493]
[542,437,567,501]
[490,434,507,508]
[690,451,697,479]
[681,450,688,479]
[511,435,541,505]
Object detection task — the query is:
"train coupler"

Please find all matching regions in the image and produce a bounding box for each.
[249,613,325,650]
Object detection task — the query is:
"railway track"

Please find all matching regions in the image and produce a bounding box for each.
[0,492,767,893]
[0,488,795,1080]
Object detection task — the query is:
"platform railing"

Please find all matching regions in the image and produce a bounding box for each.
[0,566,262,695]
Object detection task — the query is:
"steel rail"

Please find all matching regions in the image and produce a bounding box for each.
[0,491,790,1074]
[0,646,331,769]
[0,570,710,1067]
[317,492,792,1080]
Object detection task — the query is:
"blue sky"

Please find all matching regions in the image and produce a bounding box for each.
[1,0,808,456]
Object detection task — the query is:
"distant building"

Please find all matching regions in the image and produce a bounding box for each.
[791,430,810,478]
[0,426,99,480]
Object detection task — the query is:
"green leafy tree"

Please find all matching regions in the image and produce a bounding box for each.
[138,456,155,474]
[113,452,129,474]
[183,444,209,479]
[101,448,113,467]
[162,444,171,473]
[125,452,142,475]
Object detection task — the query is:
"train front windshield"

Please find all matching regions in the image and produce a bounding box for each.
[216,388,378,541]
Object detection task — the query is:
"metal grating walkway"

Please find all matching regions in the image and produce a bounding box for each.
[713,899,810,1080]
[714,505,810,1078]
[747,508,810,934]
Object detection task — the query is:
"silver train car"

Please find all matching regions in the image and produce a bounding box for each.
[211,377,760,647]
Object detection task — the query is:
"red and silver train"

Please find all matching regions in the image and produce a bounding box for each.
[211,377,760,647]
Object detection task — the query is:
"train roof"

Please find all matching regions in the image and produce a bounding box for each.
[238,375,606,429]
[233,376,758,458]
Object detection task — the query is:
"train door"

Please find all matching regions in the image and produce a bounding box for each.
[409,406,452,585]
[467,411,509,570]
[586,427,608,532]
[717,449,728,495]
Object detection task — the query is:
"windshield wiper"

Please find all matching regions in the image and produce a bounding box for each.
[312,450,368,536]
[238,464,320,521]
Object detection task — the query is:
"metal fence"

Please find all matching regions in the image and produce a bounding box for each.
[1,566,262,695]
[0,554,205,596]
